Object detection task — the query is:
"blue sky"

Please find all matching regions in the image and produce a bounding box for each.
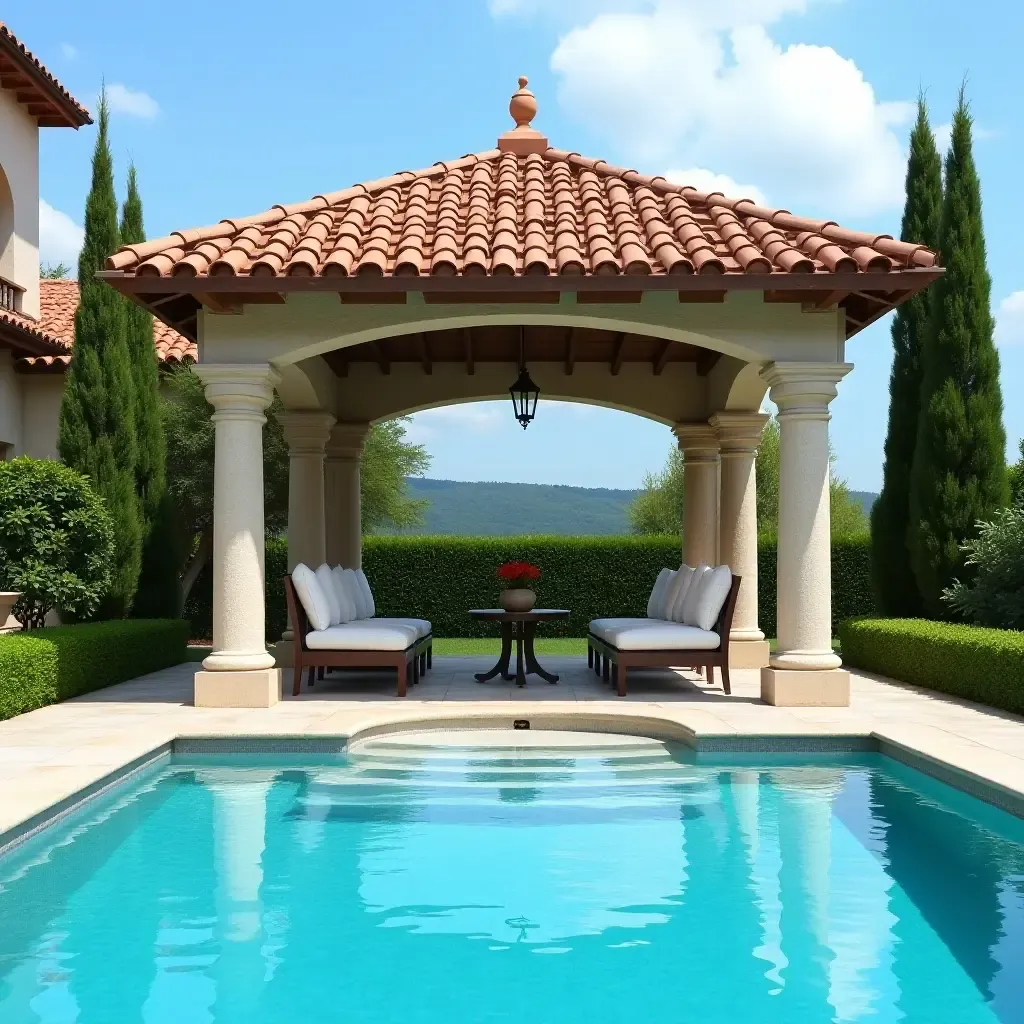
[15,0,1024,491]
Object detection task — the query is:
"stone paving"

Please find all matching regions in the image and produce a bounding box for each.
[2,655,1023,849]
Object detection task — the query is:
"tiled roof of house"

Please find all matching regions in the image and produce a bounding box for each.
[8,280,196,370]
[0,24,91,128]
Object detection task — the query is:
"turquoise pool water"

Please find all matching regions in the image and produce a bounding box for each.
[1,735,1023,1023]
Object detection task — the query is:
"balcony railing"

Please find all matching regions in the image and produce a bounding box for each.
[0,278,19,312]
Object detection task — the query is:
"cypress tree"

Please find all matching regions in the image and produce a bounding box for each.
[870,97,942,616]
[119,163,165,527]
[908,87,1009,616]
[58,91,143,617]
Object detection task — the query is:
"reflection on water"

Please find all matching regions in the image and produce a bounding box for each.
[0,741,1022,1024]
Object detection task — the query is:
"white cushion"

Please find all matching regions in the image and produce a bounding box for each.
[306,622,418,651]
[597,622,721,651]
[590,617,651,641]
[315,564,342,625]
[330,566,358,623]
[292,563,332,632]
[646,569,674,619]
[373,617,431,639]
[659,569,689,623]
[343,568,370,618]
[355,568,376,618]
[679,563,710,626]
[690,565,733,631]
[667,564,696,622]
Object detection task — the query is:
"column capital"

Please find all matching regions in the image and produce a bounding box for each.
[195,364,280,422]
[277,410,336,455]
[672,421,719,461]
[710,411,770,454]
[760,362,853,418]
[326,421,371,461]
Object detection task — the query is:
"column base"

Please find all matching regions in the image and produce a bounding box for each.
[728,639,770,669]
[760,667,850,707]
[194,669,281,708]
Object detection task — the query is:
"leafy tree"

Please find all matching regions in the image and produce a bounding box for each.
[629,418,866,539]
[871,96,942,616]
[361,417,430,532]
[628,447,684,535]
[57,90,142,617]
[0,458,114,629]
[943,505,1024,630]
[909,88,1009,616]
[40,262,71,278]
[1009,439,1024,507]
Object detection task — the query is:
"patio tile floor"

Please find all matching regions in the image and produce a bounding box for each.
[1,654,1023,848]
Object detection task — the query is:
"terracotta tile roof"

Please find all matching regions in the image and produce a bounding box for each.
[0,24,91,128]
[105,146,938,282]
[9,280,195,370]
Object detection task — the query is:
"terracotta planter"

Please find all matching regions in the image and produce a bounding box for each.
[500,588,536,613]
[0,592,22,629]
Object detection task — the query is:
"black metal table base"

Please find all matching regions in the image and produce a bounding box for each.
[475,621,559,686]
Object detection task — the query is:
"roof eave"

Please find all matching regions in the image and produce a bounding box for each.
[0,31,92,128]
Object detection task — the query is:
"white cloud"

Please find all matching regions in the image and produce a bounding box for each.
[60,43,77,60]
[995,291,1024,347]
[512,0,911,217]
[664,167,766,205]
[39,199,84,270]
[105,83,159,118]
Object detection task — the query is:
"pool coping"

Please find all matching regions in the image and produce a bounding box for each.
[2,711,1022,858]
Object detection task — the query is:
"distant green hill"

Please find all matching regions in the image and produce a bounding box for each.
[394,478,880,536]
[399,478,640,535]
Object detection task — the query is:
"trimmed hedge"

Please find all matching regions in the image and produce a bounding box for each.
[186,534,873,641]
[0,619,189,721]
[839,617,1024,715]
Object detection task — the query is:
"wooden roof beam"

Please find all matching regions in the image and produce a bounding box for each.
[463,327,474,375]
[369,341,390,375]
[696,350,721,377]
[564,327,575,376]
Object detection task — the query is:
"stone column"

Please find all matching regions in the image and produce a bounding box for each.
[760,362,853,706]
[193,365,281,709]
[277,411,335,571]
[325,422,370,568]
[673,422,720,567]
[711,411,770,668]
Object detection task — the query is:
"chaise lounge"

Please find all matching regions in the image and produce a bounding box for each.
[587,565,740,697]
[284,563,432,698]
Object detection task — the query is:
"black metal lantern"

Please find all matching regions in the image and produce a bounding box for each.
[509,328,540,429]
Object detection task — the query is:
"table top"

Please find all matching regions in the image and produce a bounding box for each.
[468,608,571,622]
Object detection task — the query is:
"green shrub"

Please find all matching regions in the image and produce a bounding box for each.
[185,534,875,641]
[942,505,1024,630]
[0,619,188,720]
[839,617,1024,715]
[0,457,114,628]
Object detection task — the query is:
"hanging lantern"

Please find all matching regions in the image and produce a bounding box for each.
[509,328,540,429]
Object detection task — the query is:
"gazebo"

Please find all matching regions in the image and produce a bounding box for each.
[101,79,940,710]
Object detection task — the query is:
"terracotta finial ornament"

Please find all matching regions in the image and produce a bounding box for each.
[498,75,548,156]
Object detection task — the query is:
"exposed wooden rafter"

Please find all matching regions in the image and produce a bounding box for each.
[695,350,721,377]
[416,333,432,375]
[610,333,627,376]
[463,327,474,375]
[653,339,673,376]
[368,341,390,375]
[564,327,575,375]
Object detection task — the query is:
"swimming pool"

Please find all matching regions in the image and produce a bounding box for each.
[0,732,1022,1023]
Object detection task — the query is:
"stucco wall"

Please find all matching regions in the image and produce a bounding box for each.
[0,88,40,318]
[20,374,63,459]
[0,350,23,455]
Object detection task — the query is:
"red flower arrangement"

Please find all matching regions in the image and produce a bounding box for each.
[497,561,541,589]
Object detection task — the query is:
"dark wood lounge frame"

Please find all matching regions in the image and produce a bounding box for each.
[284,576,432,698]
[587,576,741,697]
